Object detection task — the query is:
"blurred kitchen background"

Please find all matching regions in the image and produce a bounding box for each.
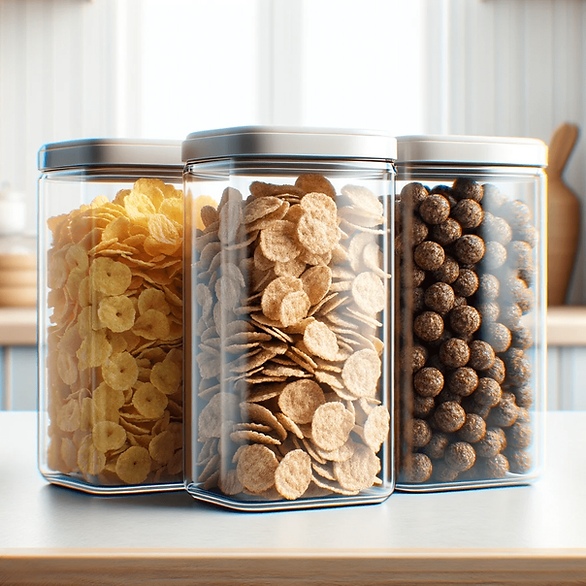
[0,0,585,410]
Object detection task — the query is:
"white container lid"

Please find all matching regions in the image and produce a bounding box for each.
[182,126,397,162]
[397,135,548,167]
[38,138,183,172]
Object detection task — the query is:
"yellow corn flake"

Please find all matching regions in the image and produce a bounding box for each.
[132,308,171,340]
[132,382,168,420]
[77,437,107,476]
[92,421,127,453]
[89,257,132,296]
[77,329,112,370]
[98,295,136,333]
[102,351,139,390]
[115,445,152,484]
[150,358,182,395]
[137,287,170,316]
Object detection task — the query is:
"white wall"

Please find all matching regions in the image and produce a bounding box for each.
[1,0,586,301]
[421,0,586,304]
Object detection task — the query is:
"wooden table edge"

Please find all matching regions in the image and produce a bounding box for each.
[2,548,586,586]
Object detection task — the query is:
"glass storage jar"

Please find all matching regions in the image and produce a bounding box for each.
[38,138,185,494]
[183,126,396,510]
[395,135,547,491]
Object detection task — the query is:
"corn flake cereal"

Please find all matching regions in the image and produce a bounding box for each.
[44,178,184,488]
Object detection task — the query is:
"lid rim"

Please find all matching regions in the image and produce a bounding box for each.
[38,138,183,172]
[181,125,398,162]
[396,134,548,167]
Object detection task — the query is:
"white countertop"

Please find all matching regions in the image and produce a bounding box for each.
[1,411,586,585]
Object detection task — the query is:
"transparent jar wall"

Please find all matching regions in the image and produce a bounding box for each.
[184,158,395,510]
[38,169,185,494]
[395,167,546,491]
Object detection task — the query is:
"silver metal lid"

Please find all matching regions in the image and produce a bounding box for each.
[397,135,548,167]
[38,138,183,172]
[181,126,397,162]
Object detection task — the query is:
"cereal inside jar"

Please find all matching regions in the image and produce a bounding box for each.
[395,134,547,491]
[183,127,396,510]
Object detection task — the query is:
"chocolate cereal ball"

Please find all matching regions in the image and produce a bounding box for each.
[506,421,533,450]
[467,339,496,371]
[412,266,426,288]
[458,413,486,443]
[439,338,470,368]
[414,366,444,397]
[400,182,429,211]
[448,367,479,397]
[482,215,513,246]
[452,269,479,298]
[432,255,460,284]
[402,344,427,373]
[510,384,534,409]
[430,218,462,246]
[433,460,460,482]
[485,356,506,384]
[484,453,509,479]
[414,241,445,271]
[453,234,485,264]
[413,395,435,418]
[508,240,533,271]
[514,223,537,248]
[451,199,484,229]
[453,178,483,202]
[412,287,425,313]
[414,311,444,342]
[449,305,481,336]
[503,348,532,386]
[481,322,511,353]
[487,392,519,427]
[501,199,532,229]
[475,427,506,458]
[499,303,522,330]
[477,302,500,324]
[411,215,429,245]
[422,432,450,459]
[402,452,432,483]
[445,441,476,472]
[424,282,455,315]
[477,273,500,301]
[419,194,451,225]
[473,377,502,407]
[410,418,433,448]
[433,401,466,433]
[516,287,534,314]
[506,449,532,474]
[481,241,507,270]
[481,183,506,211]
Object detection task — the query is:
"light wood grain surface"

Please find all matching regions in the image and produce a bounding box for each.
[1,411,585,585]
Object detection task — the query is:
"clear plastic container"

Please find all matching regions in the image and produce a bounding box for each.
[182,126,396,510]
[37,138,185,493]
[395,135,547,491]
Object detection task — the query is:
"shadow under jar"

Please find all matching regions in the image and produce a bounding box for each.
[182,126,396,510]
[395,135,547,491]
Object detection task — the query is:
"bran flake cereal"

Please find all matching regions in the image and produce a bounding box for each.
[192,174,391,502]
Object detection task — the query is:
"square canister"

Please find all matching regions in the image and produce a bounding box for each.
[395,135,547,491]
[37,138,185,493]
[182,126,396,510]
